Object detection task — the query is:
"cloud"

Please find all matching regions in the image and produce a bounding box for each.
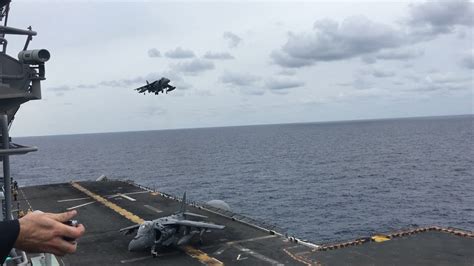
[76,84,97,89]
[361,56,377,64]
[171,59,215,74]
[98,76,144,87]
[371,70,395,78]
[352,77,373,90]
[220,71,263,95]
[48,70,192,96]
[408,73,473,92]
[144,71,192,90]
[220,71,260,87]
[141,106,167,117]
[271,50,314,68]
[278,69,297,76]
[272,16,406,68]
[374,48,424,60]
[164,47,196,59]
[272,1,472,68]
[265,78,304,93]
[407,0,474,36]
[203,51,234,60]
[459,50,474,69]
[223,32,242,48]
[147,48,161,58]
[49,85,73,91]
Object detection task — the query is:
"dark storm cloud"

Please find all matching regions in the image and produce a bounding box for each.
[272,16,405,68]
[407,0,474,36]
[265,78,304,92]
[171,59,215,74]
[223,32,242,48]
[203,51,234,60]
[164,47,196,59]
[147,48,161,58]
[459,51,474,69]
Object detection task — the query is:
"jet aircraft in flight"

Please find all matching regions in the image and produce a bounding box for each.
[135,77,176,95]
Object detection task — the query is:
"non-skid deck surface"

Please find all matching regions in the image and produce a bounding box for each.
[18,181,310,265]
[18,181,474,265]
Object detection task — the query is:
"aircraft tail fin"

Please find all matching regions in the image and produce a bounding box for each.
[146,80,149,85]
[179,192,186,213]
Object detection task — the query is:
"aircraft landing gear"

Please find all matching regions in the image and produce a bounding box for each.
[151,245,158,258]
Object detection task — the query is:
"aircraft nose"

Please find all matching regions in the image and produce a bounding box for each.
[128,239,143,252]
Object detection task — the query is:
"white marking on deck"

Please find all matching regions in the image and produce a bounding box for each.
[236,254,248,261]
[207,234,278,251]
[67,201,95,210]
[143,204,162,213]
[117,193,136,201]
[225,235,277,245]
[213,245,229,255]
[57,197,90,202]
[120,256,150,263]
[58,191,147,203]
[233,244,284,265]
[107,191,149,198]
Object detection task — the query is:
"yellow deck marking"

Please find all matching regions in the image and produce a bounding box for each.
[71,182,223,266]
[71,182,144,224]
[372,235,390,243]
[182,246,223,266]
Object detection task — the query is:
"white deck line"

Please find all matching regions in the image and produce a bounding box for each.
[67,201,95,210]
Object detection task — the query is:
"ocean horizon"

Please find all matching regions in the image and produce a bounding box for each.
[10,114,474,243]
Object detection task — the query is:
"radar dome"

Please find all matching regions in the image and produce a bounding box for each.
[206,200,231,212]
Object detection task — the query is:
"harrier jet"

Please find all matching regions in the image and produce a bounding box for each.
[120,193,224,257]
[135,77,176,95]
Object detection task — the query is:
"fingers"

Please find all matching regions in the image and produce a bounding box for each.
[59,223,86,240]
[49,238,78,256]
[47,210,77,222]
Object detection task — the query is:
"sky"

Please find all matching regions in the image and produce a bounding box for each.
[5,0,474,137]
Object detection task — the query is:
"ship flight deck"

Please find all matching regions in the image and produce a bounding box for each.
[16,180,474,266]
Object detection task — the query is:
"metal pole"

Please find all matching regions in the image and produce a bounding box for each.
[1,114,12,221]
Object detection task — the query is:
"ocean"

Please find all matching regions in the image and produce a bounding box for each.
[10,115,474,243]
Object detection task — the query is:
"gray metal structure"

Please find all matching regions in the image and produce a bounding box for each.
[120,192,225,257]
[0,0,49,223]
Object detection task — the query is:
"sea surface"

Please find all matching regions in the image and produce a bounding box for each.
[10,115,474,243]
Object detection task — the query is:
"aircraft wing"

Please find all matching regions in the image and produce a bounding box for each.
[134,84,148,93]
[119,224,140,235]
[163,219,225,230]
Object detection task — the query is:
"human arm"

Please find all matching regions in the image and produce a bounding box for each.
[0,219,20,264]
[14,210,85,256]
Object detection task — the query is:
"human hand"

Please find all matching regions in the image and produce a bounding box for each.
[14,210,85,256]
